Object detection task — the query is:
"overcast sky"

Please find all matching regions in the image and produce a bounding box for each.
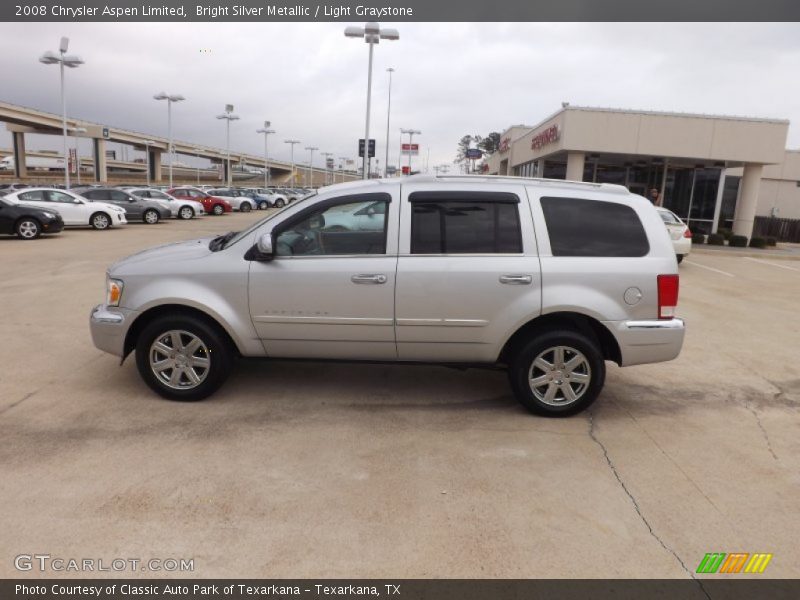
[1,22,799,171]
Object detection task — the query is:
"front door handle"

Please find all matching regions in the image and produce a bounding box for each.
[499,274,532,285]
[351,274,387,285]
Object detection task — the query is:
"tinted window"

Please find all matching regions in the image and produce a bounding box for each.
[541,197,649,257]
[18,190,48,202]
[410,196,522,254]
[275,195,389,257]
[110,191,132,202]
[132,190,150,198]
[658,210,680,225]
[83,189,111,201]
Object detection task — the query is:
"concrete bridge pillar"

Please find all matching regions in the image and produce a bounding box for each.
[93,138,108,183]
[12,132,27,178]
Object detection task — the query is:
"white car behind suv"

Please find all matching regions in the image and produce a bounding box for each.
[6,187,127,229]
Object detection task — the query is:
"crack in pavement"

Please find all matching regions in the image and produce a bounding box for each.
[746,405,779,461]
[0,390,39,416]
[587,411,711,600]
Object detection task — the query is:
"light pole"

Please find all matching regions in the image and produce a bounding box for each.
[144,139,155,186]
[216,104,239,187]
[305,146,318,187]
[40,37,84,189]
[257,122,275,189]
[284,139,300,185]
[400,128,421,175]
[153,92,184,188]
[70,126,86,186]
[344,22,399,180]
[321,152,334,185]
[384,67,394,177]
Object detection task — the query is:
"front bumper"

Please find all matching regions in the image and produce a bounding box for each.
[605,318,685,367]
[90,304,137,358]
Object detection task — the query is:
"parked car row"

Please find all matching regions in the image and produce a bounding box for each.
[0,183,268,240]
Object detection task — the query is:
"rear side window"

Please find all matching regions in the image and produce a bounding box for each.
[84,189,111,201]
[410,193,522,254]
[540,197,649,257]
[18,190,47,202]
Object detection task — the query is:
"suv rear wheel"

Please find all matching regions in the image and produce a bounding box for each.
[135,314,234,401]
[509,329,605,416]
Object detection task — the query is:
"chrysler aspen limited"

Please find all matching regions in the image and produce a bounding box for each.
[90,175,685,416]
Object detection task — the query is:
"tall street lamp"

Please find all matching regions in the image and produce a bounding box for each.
[384,67,395,177]
[216,104,239,187]
[305,146,318,187]
[400,128,421,175]
[257,122,276,189]
[153,92,184,188]
[40,37,84,189]
[144,139,155,186]
[321,152,334,185]
[284,139,300,185]
[344,22,399,180]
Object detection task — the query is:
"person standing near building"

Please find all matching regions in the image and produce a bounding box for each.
[648,187,661,205]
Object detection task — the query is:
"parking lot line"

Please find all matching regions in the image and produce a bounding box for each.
[743,257,800,272]
[683,260,735,277]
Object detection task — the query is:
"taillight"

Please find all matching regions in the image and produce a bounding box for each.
[657,274,679,319]
[683,228,692,238]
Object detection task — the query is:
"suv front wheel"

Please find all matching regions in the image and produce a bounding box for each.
[509,329,605,416]
[135,314,234,401]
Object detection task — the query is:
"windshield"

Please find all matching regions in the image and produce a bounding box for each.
[658,210,681,225]
[221,190,318,249]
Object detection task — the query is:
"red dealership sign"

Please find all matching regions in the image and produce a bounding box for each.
[531,125,560,150]
[498,137,511,153]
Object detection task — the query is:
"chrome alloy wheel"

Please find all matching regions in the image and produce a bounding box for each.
[528,346,591,406]
[179,206,194,219]
[18,220,39,238]
[144,210,159,224]
[149,330,210,390]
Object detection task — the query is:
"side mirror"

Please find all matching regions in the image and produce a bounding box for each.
[245,232,274,262]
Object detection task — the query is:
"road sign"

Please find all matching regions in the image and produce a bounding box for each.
[466,148,483,159]
[68,148,77,174]
[386,165,397,175]
[402,165,410,175]
[326,157,335,169]
[358,139,376,158]
[401,143,419,156]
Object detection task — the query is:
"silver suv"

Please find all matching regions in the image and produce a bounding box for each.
[90,175,685,416]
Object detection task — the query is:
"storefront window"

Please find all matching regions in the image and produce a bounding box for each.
[542,161,566,180]
[690,168,721,222]
[663,168,694,219]
[594,164,626,185]
[719,175,740,230]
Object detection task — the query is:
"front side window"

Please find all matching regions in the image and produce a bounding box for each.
[275,195,389,257]
[18,190,48,202]
[84,189,111,201]
[409,193,523,254]
[47,191,78,203]
[541,197,649,257]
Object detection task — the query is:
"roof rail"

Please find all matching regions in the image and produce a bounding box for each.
[404,173,630,194]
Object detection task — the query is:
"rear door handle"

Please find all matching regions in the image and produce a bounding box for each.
[499,274,532,285]
[351,274,387,284]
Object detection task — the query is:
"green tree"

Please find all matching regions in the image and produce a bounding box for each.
[479,132,501,155]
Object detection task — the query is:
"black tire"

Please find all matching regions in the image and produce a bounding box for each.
[508,329,605,417]
[143,209,160,224]
[16,217,41,240]
[135,314,234,401]
[258,201,268,210]
[212,204,224,216]
[240,201,252,213]
[179,206,195,220]
[275,198,285,208]
[91,212,111,230]
[677,254,684,264]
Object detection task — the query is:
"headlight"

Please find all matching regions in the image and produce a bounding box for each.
[42,212,56,219]
[106,278,124,307]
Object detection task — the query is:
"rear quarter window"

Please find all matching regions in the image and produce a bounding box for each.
[540,197,649,257]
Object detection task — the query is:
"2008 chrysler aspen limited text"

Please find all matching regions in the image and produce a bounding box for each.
[90,175,685,416]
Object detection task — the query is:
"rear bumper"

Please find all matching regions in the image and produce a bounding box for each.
[673,237,691,256]
[90,304,137,357]
[605,318,685,367]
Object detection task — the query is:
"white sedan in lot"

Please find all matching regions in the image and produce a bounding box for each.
[5,187,127,229]
[657,207,691,263]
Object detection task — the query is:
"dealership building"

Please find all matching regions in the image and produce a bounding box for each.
[486,105,800,238]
